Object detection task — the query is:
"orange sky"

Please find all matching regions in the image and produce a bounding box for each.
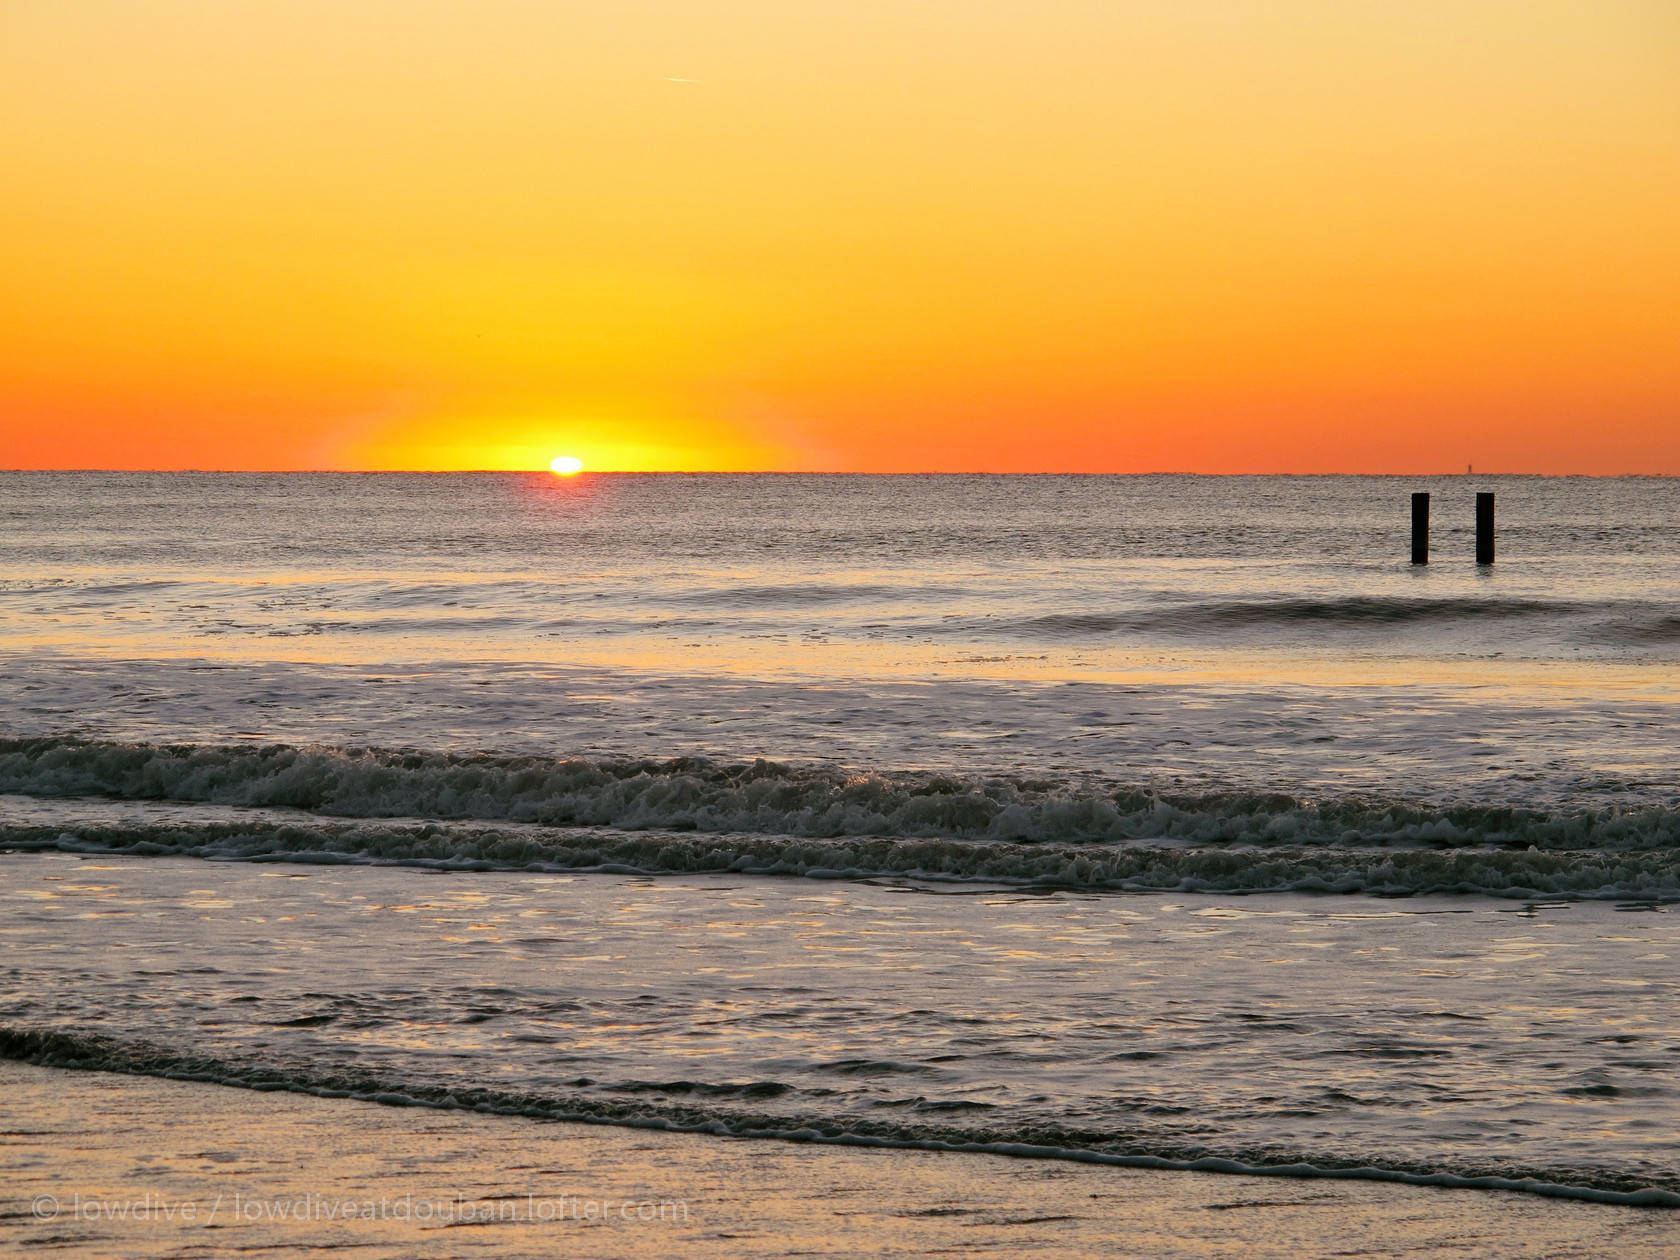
[3,1,1678,472]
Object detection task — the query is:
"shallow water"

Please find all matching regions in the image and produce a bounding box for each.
[2,472,1678,1207]
[4,472,1679,805]
[4,854,1678,1200]
[13,1063,1677,1260]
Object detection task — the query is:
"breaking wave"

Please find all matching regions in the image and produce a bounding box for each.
[2,736,1678,853]
[4,814,1679,899]
[2,737,1680,898]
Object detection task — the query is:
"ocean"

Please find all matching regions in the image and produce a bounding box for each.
[3,472,1680,1217]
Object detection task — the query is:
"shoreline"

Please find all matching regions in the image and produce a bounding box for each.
[5,1061,1676,1259]
[8,1035,1677,1210]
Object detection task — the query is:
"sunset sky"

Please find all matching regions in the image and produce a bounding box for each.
[3,1,1677,473]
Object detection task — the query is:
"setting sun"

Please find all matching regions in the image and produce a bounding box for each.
[548,455,584,477]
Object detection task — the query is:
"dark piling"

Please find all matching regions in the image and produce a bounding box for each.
[1476,491,1495,565]
[1411,492,1429,565]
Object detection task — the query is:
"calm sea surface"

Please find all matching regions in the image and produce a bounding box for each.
[3,473,1679,1203]
[5,472,1680,679]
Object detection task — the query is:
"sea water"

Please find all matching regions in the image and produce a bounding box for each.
[2,472,1678,1202]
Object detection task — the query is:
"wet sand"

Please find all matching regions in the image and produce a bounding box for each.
[2,1062,1672,1258]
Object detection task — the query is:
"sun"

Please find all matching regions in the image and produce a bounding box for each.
[548,455,584,476]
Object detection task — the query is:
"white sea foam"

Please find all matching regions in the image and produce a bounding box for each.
[11,820,1680,899]
[8,654,1680,814]
[4,736,1678,848]
[4,744,1680,899]
[5,474,1679,1210]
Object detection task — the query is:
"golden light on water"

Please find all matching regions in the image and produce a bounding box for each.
[549,455,584,476]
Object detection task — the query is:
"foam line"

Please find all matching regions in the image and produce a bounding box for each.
[2,1027,1672,1208]
[4,737,1678,853]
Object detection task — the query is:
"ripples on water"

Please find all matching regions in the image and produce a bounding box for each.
[4,858,1678,1202]
[3,472,1679,676]
[2,473,1679,1203]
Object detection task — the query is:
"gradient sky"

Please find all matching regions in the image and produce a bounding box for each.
[3,1,1677,472]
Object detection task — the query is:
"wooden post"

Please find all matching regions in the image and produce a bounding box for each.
[1476,491,1495,565]
[1411,492,1429,564]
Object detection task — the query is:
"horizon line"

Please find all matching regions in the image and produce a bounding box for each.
[3,468,1677,478]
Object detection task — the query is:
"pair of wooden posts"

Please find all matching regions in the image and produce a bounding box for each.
[1411,492,1493,565]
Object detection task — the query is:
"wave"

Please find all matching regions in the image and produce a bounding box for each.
[3,1026,1673,1206]
[1008,597,1586,640]
[1591,614,1680,645]
[979,597,1680,647]
[2,738,1678,857]
[6,810,1680,900]
[678,581,949,608]
[1148,596,1577,627]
